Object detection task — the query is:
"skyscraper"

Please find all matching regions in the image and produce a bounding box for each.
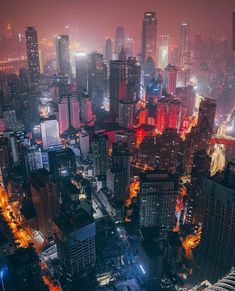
[40,119,60,150]
[91,133,108,177]
[158,33,169,69]
[185,149,211,225]
[7,247,45,291]
[142,12,157,63]
[75,52,88,93]
[53,209,96,278]
[119,99,134,129]
[25,26,40,87]
[112,141,131,192]
[48,147,76,178]
[119,46,127,62]
[80,90,93,124]
[164,63,177,95]
[139,170,178,229]
[105,38,113,63]
[26,145,43,173]
[125,37,135,58]
[179,23,190,67]
[69,96,80,130]
[156,98,169,133]
[58,97,70,134]
[109,60,127,120]
[3,108,17,131]
[127,57,141,101]
[30,168,60,239]
[115,26,125,54]
[87,52,105,111]
[56,35,71,77]
[143,56,156,88]
[107,166,126,202]
[79,129,90,156]
[196,168,235,283]
[168,99,182,129]
[159,128,182,174]
[197,97,216,141]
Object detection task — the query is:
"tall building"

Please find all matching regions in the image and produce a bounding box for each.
[7,247,45,291]
[109,60,127,120]
[142,12,157,63]
[115,26,125,53]
[158,33,169,69]
[119,46,126,62]
[48,147,76,179]
[0,137,11,178]
[105,38,113,63]
[58,97,70,134]
[91,133,108,176]
[196,168,235,283]
[30,168,60,239]
[159,128,182,174]
[107,166,126,202]
[176,69,191,88]
[56,35,71,77]
[125,37,135,58]
[53,209,96,278]
[40,119,60,150]
[127,57,141,101]
[112,141,131,191]
[118,99,134,129]
[87,52,105,111]
[176,86,196,117]
[58,93,80,134]
[184,126,201,174]
[79,129,90,156]
[75,52,88,93]
[164,63,177,95]
[26,145,43,173]
[139,170,178,228]
[69,96,80,130]
[168,99,182,129]
[3,108,17,131]
[80,90,93,124]
[25,26,40,87]
[197,97,216,141]
[156,98,169,133]
[143,56,156,88]
[19,68,30,91]
[39,48,47,73]
[185,149,211,224]
[184,97,216,171]
[179,23,190,67]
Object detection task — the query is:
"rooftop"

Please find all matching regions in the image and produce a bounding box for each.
[54,208,93,234]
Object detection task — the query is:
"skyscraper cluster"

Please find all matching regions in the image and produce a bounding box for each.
[0,6,234,291]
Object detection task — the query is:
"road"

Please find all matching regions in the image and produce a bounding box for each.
[0,184,62,291]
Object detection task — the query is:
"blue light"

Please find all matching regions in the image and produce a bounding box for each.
[139,264,146,274]
[0,266,7,277]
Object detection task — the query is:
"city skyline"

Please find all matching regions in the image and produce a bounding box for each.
[0,1,235,290]
[0,0,235,51]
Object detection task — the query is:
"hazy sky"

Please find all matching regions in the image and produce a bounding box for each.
[1,0,235,50]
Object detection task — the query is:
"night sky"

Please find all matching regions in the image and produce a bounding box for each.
[1,0,235,50]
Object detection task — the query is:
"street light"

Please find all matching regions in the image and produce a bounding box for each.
[0,267,7,291]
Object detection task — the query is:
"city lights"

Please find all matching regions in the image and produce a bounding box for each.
[0,1,234,290]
